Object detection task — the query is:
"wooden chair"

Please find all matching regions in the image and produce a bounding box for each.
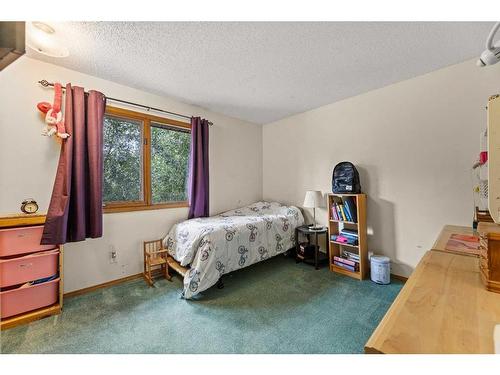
[143,239,172,286]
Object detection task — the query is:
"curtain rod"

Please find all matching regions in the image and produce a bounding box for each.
[38,80,213,126]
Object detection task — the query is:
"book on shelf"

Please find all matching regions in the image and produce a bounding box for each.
[345,256,359,264]
[336,204,343,221]
[333,256,358,267]
[341,202,352,222]
[342,250,360,261]
[338,204,347,221]
[333,260,357,272]
[342,197,358,223]
[340,228,358,236]
[341,200,351,221]
[340,229,358,239]
[340,234,358,242]
[331,206,339,220]
[341,204,352,221]
[330,198,357,223]
[331,234,358,246]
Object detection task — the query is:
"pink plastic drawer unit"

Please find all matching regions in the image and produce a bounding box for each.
[0,225,56,257]
[0,249,59,288]
[0,278,60,319]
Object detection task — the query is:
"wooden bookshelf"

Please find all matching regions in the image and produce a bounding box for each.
[327,193,368,280]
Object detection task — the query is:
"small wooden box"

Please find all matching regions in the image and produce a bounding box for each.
[478,222,500,293]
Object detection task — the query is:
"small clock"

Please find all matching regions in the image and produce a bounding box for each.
[21,199,39,214]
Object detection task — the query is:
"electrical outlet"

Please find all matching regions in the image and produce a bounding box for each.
[109,245,118,264]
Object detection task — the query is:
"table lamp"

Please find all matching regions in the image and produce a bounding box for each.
[303,190,324,231]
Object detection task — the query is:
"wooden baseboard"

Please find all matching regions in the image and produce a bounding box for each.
[63,269,407,300]
[64,273,144,298]
[1,304,61,330]
[391,273,408,282]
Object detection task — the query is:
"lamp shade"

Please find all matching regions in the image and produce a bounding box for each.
[303,190,323,208]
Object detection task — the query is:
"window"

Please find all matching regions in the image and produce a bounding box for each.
[150,123,190,203]
[103,106,191,213]
[103,115,143,203]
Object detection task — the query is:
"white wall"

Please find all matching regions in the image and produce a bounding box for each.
[263,59,500,277]
[3,55,499,288]
[0,56,263,292]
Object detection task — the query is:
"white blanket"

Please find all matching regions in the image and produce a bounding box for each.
[163,201,304,299]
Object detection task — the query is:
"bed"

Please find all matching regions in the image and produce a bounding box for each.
[162,201,304,299]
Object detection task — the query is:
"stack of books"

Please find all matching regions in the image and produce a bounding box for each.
[342,250,360,263]
[331,228,359,246]
[333,256,359,272]
[340,228,358,244]
[330,197,357,222]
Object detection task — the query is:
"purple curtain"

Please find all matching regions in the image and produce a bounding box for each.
[188,117,210,219]
[41,84,106,245]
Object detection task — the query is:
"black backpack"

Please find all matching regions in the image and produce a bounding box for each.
[332,162,361,194]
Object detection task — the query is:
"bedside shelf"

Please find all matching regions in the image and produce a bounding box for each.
[330,240,359,249]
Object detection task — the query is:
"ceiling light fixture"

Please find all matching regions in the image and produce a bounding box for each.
[32,21,55,34]
[26,21,69,58]
[477,22,500,67]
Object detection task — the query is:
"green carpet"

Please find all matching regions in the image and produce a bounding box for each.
[0,255,402,354]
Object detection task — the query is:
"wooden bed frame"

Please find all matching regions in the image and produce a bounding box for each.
[166,255,189,277]
[143,238,288,291]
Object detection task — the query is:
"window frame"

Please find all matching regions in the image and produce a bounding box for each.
[103,106,191,214]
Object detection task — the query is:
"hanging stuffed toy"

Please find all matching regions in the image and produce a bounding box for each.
[37,82,70,139]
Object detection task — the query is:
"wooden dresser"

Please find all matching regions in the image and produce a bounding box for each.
[478,222,500,293]
[0,214,63,330]
[365,225,500,353]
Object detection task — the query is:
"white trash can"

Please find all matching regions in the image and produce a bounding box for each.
[370,255,391,285]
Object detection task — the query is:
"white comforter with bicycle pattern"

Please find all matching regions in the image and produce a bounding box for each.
[163,201,304,299]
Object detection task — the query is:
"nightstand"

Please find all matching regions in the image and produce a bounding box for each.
[295,225,329,269]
